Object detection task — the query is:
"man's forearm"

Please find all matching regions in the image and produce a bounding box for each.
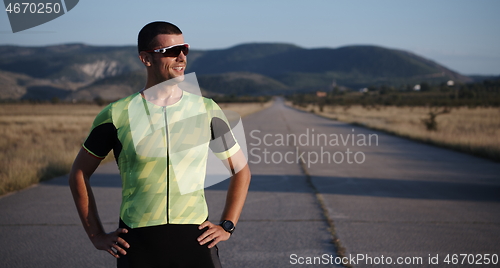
[69,154,130,257]
[220,164,251,225]
[69,169,106,239]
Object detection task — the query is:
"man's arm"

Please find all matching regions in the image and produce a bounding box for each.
[219,149,251,225]
[198,149,251,248]
[69,148,130,258]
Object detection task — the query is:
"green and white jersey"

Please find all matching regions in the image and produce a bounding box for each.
[83,90,240,228]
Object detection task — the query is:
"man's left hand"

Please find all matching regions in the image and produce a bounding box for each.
[197,221,231,248]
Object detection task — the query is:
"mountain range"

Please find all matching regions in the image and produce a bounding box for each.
[0,43,475,101]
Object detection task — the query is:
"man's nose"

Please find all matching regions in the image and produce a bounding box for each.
[177,51,187,61]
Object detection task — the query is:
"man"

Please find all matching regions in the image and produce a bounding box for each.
[69,21,251,268]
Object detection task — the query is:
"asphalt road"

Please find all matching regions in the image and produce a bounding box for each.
[1,98,499,268]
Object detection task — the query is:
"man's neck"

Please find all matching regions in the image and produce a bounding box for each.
[142,80,183,106]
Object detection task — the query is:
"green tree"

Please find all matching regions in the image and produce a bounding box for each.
[420,82,431,92]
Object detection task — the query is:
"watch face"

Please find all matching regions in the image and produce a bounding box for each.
[223,221,234,230]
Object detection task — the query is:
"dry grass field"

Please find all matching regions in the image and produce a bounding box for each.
[290,102,500,162]
[0,101,272,196]
[0,104,101,196]
[218,101,273,118]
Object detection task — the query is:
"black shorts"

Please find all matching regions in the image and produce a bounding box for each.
[117,219,222,268]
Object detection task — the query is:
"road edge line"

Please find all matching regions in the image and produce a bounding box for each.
[298,150,352,268]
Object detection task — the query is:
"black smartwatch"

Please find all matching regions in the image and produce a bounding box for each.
[219,220,235,234]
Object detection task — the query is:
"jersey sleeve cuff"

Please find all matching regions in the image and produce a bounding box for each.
[213,143,240,160]
[82,144,106,159]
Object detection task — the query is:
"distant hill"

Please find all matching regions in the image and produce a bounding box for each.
[0,70,29,99]
[189,44,471,90]
[68,70,146,101]
[197,72,290,96]
[0,42,475,101]
[0,69,80,101]
[468,75,500,82]
[69,70,216,101]
[0,44,142,82]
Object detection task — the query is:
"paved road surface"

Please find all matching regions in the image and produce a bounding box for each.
[1,98,499,267]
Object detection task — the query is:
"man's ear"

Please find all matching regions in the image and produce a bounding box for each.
[139,51,152,67]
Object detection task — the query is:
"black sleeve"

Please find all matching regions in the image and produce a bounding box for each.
[209,117,236,153]
[83,123,118,158]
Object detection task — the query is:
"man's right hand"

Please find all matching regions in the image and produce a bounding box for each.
[90,228,130,258]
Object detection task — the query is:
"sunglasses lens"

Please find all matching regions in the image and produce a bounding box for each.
[181,45,189,56]
[163,45,189,57]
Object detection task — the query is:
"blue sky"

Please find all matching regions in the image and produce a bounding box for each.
[1,0,499,75]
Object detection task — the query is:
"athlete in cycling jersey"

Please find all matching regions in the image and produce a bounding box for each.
[69,22,251,268]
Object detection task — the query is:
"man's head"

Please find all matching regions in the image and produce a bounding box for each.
[138,21,187,85]
[137,21,182,54]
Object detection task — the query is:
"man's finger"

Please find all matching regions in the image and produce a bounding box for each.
[198,227,216,242]
[107,247,120,258]
[112,243,127,256]
[208,238,220,248]
[198,221,211,230]
[200,228,222,245]
[199,234,215,245]
[198,233,212,244]
[114,228,128,234]
[117,237,130,249]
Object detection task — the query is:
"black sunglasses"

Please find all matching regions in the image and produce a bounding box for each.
[144,43,189,57]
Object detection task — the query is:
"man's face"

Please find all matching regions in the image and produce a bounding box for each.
[148,34,187,82]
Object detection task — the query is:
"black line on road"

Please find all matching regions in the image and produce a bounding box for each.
[298,158,352,268]
[281,110,351,268]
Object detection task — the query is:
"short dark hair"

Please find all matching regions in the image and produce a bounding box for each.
[137,21,182,53]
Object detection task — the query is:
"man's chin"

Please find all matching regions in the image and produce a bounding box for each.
[170,72,185,82]
[162,74,185,85]
[172,74,185,82]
